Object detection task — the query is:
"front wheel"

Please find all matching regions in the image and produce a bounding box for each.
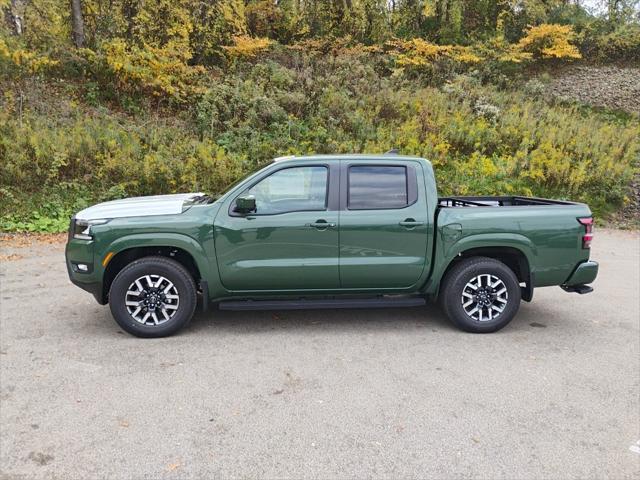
[440,257,521,333]
[109,256,197,338]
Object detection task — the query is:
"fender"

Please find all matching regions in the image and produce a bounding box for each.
[100,232,215,285]
[425,232,536,297]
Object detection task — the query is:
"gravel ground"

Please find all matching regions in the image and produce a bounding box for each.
[1,229,639,479]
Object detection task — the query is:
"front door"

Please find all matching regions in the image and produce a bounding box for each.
[215,164,339,291]
[339,161,430,289]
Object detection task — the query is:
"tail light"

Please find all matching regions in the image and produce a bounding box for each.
[578,217,593,249]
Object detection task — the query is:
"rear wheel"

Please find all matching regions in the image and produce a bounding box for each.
[109,256,197,338]
[440,257,521,333]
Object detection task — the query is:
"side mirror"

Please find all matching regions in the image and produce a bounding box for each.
[234,194,256,214]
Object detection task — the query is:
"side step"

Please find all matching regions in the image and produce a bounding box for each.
[560,284,594,294]
[219,296,427,311]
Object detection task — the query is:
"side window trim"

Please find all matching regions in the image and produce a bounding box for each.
[228,164,331,217]
[342,163,418,211]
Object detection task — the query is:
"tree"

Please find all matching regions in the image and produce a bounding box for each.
[70,0,84,47]
[3,0,24,36]
[605,0,640,22]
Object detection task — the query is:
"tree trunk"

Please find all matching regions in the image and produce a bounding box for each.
[4,0,23,35]
[70,0,85,48]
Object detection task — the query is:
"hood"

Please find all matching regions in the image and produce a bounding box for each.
[75,193,207,221]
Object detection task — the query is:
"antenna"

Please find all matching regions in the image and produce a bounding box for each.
[385,148,400,155]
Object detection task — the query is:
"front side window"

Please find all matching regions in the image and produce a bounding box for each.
[348,166,408,209]
[245,165,328,215]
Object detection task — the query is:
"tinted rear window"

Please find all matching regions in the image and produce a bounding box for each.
[348,166,408,209]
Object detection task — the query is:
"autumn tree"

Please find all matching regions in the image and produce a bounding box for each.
[70,0,84,47]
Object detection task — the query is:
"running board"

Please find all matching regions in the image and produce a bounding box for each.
[218,297,427,311]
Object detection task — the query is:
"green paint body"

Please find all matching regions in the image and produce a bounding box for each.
[65,155,596,304]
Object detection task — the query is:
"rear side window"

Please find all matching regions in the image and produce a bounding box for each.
[348,166,408,209]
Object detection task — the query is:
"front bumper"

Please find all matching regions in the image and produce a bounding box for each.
[65,240,106,304]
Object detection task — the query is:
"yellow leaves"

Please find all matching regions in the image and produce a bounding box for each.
[220,0,248,35]
[430,24,581,67]
[130,0,193,51]
[223,35,273,59]
[0,39,9,59]
[0,39,58,74]
[389,38,442,65]
[516,24,581,60]
[102,39,206,102]
[449,48,482,64]
[388,38,480,70]
[422,1,437,17]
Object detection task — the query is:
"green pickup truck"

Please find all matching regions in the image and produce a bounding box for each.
[66,154,598,337]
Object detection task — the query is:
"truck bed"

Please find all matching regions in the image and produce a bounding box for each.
[438,196,574,208]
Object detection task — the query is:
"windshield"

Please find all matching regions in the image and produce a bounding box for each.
[212,162,272,199]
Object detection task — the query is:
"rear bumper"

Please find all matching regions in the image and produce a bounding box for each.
[564,260,599,286]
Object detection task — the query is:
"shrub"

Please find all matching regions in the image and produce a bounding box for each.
[516,24,582,60]
[0,38,58,76]
[99,39,207,102]
[583,24,640,62]
[223,35,273,60]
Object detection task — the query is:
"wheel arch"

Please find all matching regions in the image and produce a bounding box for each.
[432,234,535,302]
[99,234,211,304]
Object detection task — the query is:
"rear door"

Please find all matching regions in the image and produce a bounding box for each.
[215,163,340,291]
[338,160,430,288]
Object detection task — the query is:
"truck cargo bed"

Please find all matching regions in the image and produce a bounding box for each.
[438,196,574,208]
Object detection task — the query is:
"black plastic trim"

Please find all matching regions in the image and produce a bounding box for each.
[200,280,209,313]
[560,284,594,294]
[70,261,94,274]
[521,271,534,302]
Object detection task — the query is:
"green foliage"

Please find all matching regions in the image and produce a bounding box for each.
[582,23,640,62]
[99,38,206,101]
[2,53,638,231]
[0,38,58,77]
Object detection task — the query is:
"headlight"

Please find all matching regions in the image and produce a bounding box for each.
[70,218,108,240]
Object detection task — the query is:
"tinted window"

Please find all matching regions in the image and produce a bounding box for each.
[245,166,328,215]
[348,166,408,209]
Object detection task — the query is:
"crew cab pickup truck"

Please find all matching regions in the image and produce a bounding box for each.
[66,154,598,337]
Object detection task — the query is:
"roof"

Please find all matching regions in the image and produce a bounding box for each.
[273,153,427,163]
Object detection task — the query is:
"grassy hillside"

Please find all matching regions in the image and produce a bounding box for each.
[1,51,638,232]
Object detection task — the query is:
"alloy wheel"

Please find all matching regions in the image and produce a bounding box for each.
[125,275,180,325]
[461,274,508,322]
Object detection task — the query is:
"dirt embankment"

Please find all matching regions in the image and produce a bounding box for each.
[545,65,639,228]
[547,65,640,115]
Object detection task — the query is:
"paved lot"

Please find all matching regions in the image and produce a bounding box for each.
[1,229,639,479]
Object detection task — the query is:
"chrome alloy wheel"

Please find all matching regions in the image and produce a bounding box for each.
[125,275,180,325]
[461,274,508,322]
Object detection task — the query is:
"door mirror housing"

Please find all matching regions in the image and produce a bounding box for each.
[234,195,256,214]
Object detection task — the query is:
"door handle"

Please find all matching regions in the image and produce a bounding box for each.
[309,220,336,229]
[399,219,425,228]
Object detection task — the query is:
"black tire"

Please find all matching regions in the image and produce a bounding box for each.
[109,256,197,338]
[440,256,521,333]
